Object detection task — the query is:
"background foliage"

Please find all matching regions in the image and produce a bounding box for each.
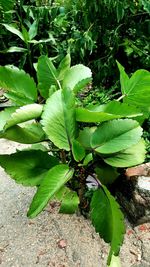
[0,0,150,85]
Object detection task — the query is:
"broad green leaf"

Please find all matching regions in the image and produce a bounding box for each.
[27,164,74,218]
[4,91,33,106]
[0,150,58,186]
[104,139,146,167]
[83,153,93,166]
[55,187,79,214]
[108,255,121,267]
[62,64,92,93]
[2,23,24,41]
[37,55,59,99]
[91,119,142,154]
[1,46,27,53]
[116,61,129,94]
[57,54,71,81]
[76,101,142,123]
[72,139,85,162]
[41,88,76,151]
[0,66,37,105]
[95,165,119,185]
[4,104,43,130]
[0,107,16,132]
[90,187,125,265]
[1,123,46,144]
[28,20,38,40]
[123,70,150,111]
[77,127,96,149]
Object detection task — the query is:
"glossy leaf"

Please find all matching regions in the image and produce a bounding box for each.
[2,23,24,41]
[90,186,125,265]
[37,55,59,99]
[4,104,43,130]
[77,127,96,149]
[0,150,58,186]
[27,164,74,218]
[104,139,146,167]
[57,54,71,81]
[116,61,129,94]
[41,88,76,151]
[62,64,92,93]
[76,101,142,123]
[123,70,150,111]
[55,187,79,214]
[0,66,37,105]
[91,119,142,154]
[72,139,85,162]
[0,107,16,132]
[1,123,46,144]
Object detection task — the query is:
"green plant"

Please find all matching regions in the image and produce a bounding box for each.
[0,55,149,265]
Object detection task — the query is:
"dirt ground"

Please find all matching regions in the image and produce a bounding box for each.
[0,139,150,267]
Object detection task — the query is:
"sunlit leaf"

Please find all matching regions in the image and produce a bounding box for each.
[1,123,46,144]
[104,139,146,167]
[0,66,37,105]
[63,64,92,93]
[37,55,59,99]
[55,186,79,214]
[0,107,16,132]
[41,88,76,151]
[116,61,129,94]
[57,54,71,81]
[4,104,43,130]
[90,186,125,265]
[72,139,85,162]
[91,119,143,154]
[27,164,74,218]
[0,150,58,186]
[123,69,150,112]
[77,127,96,149]
[76,101,142,123]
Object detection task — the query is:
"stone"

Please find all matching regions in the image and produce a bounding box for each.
[116,163,150,224]
[125,163,150,178]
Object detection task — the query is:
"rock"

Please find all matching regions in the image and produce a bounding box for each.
[125,163,150,178]
[57,239,67,249]
[116,163,150,224]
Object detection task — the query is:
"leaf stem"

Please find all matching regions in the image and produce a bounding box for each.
[117,94,126,101]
